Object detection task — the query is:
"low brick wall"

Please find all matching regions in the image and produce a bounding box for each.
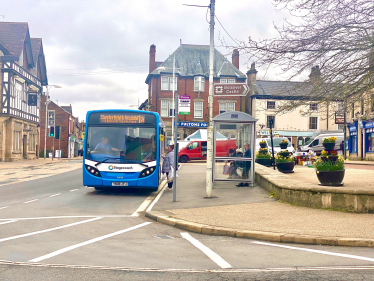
[255,167,374,213]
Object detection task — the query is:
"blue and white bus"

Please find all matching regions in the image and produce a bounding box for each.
[83,110,165,191]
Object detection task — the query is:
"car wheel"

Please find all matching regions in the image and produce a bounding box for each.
[180,155,188,163]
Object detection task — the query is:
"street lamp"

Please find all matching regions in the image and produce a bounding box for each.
[129,98,140,109]
[44,85,62,159]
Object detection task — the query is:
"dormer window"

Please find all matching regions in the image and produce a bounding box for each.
[220,78,235,84]
[194,76,205,92]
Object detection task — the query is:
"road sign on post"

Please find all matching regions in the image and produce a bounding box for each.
[178,95,190,115]
[48,110,55,127]
[213,83,249,96]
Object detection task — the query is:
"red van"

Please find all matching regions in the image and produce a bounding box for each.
[178,139,236,163]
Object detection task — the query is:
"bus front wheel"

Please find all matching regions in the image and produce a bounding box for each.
[179,155,188,163]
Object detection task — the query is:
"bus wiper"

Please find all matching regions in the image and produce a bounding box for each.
[122,159,148,167]
[95,158,114,167]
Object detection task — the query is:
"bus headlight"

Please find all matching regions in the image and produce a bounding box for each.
[85,165,101,177]
[139,166,156,178]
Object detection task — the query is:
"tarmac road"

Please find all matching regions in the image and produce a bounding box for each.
[1,168,374,280]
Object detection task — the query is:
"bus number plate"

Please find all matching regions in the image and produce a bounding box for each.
[112,182,128,186]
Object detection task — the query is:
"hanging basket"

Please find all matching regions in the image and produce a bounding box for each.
[260,143,267,148]
[322,142,335,151]
[279,143,288,149]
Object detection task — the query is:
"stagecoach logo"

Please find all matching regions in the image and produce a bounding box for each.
[108,165,133,171]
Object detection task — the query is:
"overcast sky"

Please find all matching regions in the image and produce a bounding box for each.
[1,0,288,121]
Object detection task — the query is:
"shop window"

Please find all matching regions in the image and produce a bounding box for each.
[368,133,374,152]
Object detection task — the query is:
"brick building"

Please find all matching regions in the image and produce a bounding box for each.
[145,44,246,142]
[0,22,48,161]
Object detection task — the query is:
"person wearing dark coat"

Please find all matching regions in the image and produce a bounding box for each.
[237,143,251,187]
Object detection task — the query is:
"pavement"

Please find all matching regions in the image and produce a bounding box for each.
[145,161,374,248]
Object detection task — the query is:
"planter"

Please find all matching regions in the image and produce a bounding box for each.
[278,151,291,158]
[260,143,267,148]
[316,169,345,186]
[322,142,335,151]
[276,161,295,173]
[279,143,288,149]
[321,155,338,162]
[256,158,271,167]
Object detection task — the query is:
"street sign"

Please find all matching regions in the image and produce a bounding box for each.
[178,122,208,128]
[48,110,55,127]
[335,112,345,124]
[178,95,190,115]
[213,83,249,96]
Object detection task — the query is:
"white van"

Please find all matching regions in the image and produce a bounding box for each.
[299,133,344,155]
[256,137,295,155]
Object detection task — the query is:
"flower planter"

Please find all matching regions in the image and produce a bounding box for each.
[316,169,345,186]
[279,143,288,149]
[256,158,271,167]
[322,142,335,151]
[321,155,338,162]
[278,151,291,158]
[260,143,267,148]
[276,161,295,173]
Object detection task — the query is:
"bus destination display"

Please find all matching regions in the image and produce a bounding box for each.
[100,114,145,124]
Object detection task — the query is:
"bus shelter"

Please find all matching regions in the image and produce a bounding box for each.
[212,111,257,187]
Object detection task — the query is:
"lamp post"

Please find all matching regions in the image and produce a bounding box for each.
[44,85,61,159]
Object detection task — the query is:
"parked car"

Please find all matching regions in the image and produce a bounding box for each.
[298,133,344,155]
[178,139,236,163]
[255,137,295,155]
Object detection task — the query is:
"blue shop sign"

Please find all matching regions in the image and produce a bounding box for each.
[178,122,208,128]
[348,126,357,132]
[365,122,374,129]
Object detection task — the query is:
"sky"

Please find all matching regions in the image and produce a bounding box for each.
[1,0,288,121]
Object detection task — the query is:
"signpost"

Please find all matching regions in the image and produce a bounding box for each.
[178,95,191,115]
[213,83,249,96]
[335,112,345,124]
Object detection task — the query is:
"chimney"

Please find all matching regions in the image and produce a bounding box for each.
[232,49,239,69]
[149,44,156,74]
[246,62,257,85]
[309,65,321,79]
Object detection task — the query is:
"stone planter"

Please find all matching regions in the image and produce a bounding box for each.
[276,161,295,173]
[322,142,335,151]
[316,169,345,186]
[279,143,288,149]
[256,158,271,167]
[260,143,267,148]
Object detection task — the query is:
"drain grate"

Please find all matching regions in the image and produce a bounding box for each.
[153,235,174,239]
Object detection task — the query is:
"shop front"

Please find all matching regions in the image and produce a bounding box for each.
[365,121,374,160]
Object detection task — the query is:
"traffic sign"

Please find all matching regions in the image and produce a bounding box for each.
[213,83,249,96]
[48,110,55,127]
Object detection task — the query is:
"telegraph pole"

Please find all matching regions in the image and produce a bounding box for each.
[206,0,215,197]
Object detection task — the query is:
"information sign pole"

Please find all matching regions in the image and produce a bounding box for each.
[173,94,179,202]
[269,119,275,170]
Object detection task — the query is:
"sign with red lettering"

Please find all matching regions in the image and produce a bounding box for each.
[213,83,249,96]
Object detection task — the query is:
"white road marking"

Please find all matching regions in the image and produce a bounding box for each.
[29,222,152,263]
[146,180,167,212]
[69,189,79,192]
[131,194,157,216]
[23,199,39,204]
[181,232,232,269]
[0,220,17,225]
[252,241,374,262]
[0,217,102,243]
[0,206,9,210]
[0,215,132,221]
[49,193,61,197]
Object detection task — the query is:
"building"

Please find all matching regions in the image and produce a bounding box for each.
[248,65,343,147]
[145,44,246,142]
[0,22,47,161]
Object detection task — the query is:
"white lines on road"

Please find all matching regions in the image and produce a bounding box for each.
[0,215,132,221]
[49,193,61,197]
[29,222,152,263]
[0,219,17,225]
[0,206,9,210]
[252,241,374,263]
[0,217,102,243]
[146,180,167,212]
[69,189,79,192]
[181,232,232,269]
[23,199,39,204]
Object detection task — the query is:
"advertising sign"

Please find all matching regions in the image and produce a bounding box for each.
[178,95,190,115]
[178,122,208,128]
[213,83,249,96]
[48,110,55,127]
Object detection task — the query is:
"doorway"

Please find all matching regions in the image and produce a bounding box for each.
[22,135,27,159]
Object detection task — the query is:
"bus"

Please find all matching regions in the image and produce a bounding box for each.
[83,110,165,191]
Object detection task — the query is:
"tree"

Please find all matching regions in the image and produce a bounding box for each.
[242,0,374,113]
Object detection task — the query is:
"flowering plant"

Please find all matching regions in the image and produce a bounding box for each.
[314,155,344,171]
[259,147,268,152]
[256,151,271,159]
[275,154,294,163]
[321,150,337,157]
[280,140,288,144]
[259,140,267,144]
[323,136,337,143]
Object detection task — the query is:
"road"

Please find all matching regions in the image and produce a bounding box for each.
[1,167,374,280]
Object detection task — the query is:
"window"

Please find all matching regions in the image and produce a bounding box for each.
[337,102,344,112]
[13,131,20,151]
[29,134,35,151]
[351,103,355,118]
[194,76,205,92]
[220,79,227,84]
[310,104,318,111]
[160,100,175,117]
[309,117,318,129]
[267,101,276,110]
[338,124,344,130]
[228,79,235,83]
[219,102,235,114]
[194,101,203,118]
[361,99,365,115]
[187,142,199,150]
[266,116,275,128]
[161,76,177,91]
